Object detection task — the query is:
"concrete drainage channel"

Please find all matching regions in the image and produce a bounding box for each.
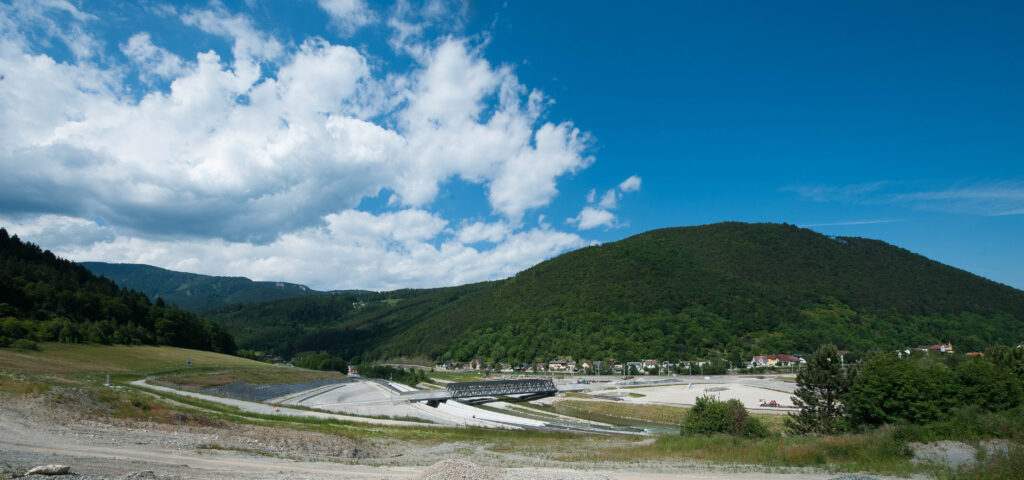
[143,376,647,434]
[199,378,355,402]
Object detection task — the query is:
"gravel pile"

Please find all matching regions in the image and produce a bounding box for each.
[415,459,505,480]
[910,439,1015,468]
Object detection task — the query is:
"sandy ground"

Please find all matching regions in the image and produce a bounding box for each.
[527,375,798,414]
[0,384,894,480]
[597,383,796,411]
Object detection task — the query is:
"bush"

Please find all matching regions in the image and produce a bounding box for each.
[681,395,768,438]
[357,363,428,387]
[956,358,1021,412]
[894,405,1024,443]
[846,352,957,426]
[8,338,39,351]
[293,352,348,373]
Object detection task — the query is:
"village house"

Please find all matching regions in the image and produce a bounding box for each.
[916,343,954,354]
[548,359,568,371]
[750,354,803,367]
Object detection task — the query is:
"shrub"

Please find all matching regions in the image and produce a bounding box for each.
[894,405,1024,443]
[681,395,768,438]
[8,338,39,351]
[846,352,957,426]
[955,358,1021,412]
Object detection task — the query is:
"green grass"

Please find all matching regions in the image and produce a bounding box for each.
[0,343,339,388]
[426,371,492,382]
[0,343,260,375]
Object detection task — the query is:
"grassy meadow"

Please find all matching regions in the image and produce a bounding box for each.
[0,343,342,387]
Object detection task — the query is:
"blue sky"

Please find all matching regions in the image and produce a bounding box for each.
[0,0,1021,291]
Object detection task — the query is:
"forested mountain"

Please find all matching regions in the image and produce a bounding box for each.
[202,283,492,360]
[203,222,1024,364]
[0,229,235,352]
[81,262,324,311]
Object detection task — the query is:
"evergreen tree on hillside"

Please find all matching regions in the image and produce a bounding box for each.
[0,228,235,353]
[786,344,850,434]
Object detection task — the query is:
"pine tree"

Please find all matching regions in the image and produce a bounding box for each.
[785,343,850,434]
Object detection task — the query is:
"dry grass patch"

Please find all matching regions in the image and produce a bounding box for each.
[542,399,687,425]
[587,429,922,475]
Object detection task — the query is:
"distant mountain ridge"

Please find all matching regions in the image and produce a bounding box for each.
[0,229,235,353]
[80,262,326,311]
[201,222,1024,363]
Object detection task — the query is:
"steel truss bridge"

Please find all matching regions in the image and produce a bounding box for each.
[397,378,579,406]
[446,379,556,399]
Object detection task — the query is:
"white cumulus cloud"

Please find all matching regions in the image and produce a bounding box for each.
[567,206,616,231]
[1,213,586,291]
[569,174,642,230]
[598,189,618,209]
[121,32,187,81]
[318,0,377,36]
[0,1,603,289]
[619,175,642,192]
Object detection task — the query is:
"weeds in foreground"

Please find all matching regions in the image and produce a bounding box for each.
[487,426,928,476]
[936,446,1024,480]
[892,405,1024,444]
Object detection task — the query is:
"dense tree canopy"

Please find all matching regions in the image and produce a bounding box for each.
[81,262,325,311]
[0,228,235,353]
[846,351,1022,427]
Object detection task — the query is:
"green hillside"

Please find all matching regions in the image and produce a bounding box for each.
[401,222,1024,363]
[204,222,1024,364]
[0,229,235,353]
[202,282,492,359]
[81,262,324,311]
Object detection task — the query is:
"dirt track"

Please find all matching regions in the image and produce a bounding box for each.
[0,389,891,480]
